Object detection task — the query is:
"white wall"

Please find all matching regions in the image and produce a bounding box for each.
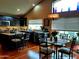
[52,17,79,31]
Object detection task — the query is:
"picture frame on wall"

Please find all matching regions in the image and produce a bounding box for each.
[43,18,50,26]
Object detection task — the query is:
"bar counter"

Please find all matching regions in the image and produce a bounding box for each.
[0,32,25,50]
[1,32,25,35]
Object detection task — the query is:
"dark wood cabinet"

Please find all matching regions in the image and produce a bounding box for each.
[19,18,27,26]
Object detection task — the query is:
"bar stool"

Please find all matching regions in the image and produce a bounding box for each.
[23,32,30,47]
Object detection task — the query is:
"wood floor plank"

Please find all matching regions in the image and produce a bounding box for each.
[0,43,79,59]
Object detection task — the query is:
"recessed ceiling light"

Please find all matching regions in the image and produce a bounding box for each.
[32,4,35,6]
[17,9,20,11]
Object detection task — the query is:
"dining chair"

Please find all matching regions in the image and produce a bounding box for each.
[58,37,76,59]
[39,32,55,59]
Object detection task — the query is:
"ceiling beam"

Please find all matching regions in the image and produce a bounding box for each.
[22,0,46,17]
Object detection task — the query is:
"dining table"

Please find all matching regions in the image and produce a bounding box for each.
[44,39,70,59]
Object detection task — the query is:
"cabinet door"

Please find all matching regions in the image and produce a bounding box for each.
[19,18,27,26]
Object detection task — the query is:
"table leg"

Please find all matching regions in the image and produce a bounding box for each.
[55,47,58,59]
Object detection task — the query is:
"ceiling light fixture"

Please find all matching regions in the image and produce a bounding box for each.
[32,4,35,6]
[17,9,20,11]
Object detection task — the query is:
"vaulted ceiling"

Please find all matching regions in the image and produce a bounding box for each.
[0,0,41,15]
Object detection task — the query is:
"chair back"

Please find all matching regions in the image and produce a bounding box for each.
[38,32,49,46]
[38,33,45,43]
[24,32,30,40]
[14,33,23,39]
[70,37,76,51]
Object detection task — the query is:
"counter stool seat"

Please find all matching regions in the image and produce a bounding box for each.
[58,47,71,54]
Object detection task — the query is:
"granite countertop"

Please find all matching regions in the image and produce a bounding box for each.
[1,32,25,36]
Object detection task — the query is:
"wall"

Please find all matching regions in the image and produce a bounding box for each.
[25,0,52,19]
[24,0,79,32]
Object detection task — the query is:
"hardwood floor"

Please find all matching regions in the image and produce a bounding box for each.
[0,42,39,59]
[0,43,79,59]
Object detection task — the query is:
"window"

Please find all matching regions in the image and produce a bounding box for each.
[52,0,79,13]
[51,17,79,31]
[28,19,42,30]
